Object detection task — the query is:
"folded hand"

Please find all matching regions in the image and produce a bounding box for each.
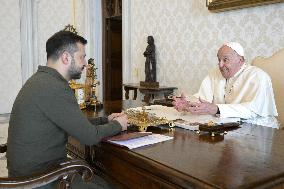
[108,112,129,131]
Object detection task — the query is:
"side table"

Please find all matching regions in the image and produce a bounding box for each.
[123,83,177,103]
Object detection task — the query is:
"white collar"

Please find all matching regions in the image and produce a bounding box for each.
[231,63,247,79]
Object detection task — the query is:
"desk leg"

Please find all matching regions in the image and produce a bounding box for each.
[143,94,151,103]
[124,87,130,100]
[133,89,137,100]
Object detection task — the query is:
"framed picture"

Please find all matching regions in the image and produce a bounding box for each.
[206,0,284,12]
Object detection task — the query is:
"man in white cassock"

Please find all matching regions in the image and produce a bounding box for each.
[173,42,278,126]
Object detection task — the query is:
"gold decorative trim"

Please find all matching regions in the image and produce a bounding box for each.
[63,24,78,34]
[207,0,284,12]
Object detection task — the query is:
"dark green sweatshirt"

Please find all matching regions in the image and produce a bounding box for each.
[7,66,122,177]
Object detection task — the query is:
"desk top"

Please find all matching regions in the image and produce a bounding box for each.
[98,123,284,189]
[83,100,284,188]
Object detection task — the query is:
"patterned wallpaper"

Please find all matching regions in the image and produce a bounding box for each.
[129,0,284,95]
[0,0,22,114]
[0,0,87,114]
[36,0,85,71]
[1,0,284,113]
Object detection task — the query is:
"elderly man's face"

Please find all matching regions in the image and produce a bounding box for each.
[217,45,244,79]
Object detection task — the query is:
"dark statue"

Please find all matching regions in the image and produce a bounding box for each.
[143,36,156,82]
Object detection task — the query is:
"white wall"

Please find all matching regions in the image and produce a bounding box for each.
[0,0,22,114]
[127,0,284,95]
[36,0,85,75]
[0,0,88,114]
[1,0,284,113]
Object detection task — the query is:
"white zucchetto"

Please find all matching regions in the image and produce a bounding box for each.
[224,42,244,57]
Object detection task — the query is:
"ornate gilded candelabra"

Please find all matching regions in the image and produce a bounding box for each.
[69,58,102,109]
[85,58,101,108]
[125,106,173,132]
[69,80,86,109]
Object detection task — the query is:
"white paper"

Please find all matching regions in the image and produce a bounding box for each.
[128,105,240,125]
[108,134,173,149]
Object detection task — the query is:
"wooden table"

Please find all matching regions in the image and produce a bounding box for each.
[94,125,284,189]
[67,100,146,162]
[68,101,284,189]
[123,83,177,103]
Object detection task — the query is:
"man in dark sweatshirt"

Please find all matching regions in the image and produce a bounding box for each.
[7,30,128,188]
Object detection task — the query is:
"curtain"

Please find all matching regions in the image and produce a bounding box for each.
[19,0,39,85]
[84,0,103,102]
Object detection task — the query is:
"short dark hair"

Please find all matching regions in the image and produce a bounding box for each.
[46,31,87,60]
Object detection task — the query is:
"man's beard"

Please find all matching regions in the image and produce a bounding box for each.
[68,58,83,79]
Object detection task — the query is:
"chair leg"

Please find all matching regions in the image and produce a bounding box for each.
[0,144,7,153]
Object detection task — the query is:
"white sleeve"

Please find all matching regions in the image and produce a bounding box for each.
[217,69,277,119]
[193,75,214,102]
[217,103,258,119]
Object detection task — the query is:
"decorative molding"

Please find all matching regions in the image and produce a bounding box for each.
[105,0,122,18]
[207,0,284,12]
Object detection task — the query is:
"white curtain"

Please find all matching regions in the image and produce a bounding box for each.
[19,0,39,85]
[122,0,132,84]
[84,0,103,102]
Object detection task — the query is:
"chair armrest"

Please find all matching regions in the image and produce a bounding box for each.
[0,159,94,189]
[0,143,7,153]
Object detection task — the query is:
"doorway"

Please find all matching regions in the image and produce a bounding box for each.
[103,0,122,101]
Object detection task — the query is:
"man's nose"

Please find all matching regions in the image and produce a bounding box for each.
[83,60,87,66]
[219,61,224,68]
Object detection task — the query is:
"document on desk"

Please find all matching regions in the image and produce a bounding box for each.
[128,105,240,131]
[107,133,173,149]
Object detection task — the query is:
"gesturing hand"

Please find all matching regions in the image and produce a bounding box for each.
[173,93,190,112]
[186,98,218,115]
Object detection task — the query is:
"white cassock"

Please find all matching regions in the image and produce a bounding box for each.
[194,64,278,120]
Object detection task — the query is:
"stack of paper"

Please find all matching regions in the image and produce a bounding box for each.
[107,132,173,149]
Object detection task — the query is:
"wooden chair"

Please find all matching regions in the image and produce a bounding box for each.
[252,48,284,128]
[0,143,94,189]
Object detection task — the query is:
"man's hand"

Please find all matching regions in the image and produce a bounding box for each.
[187,98,218,115]
[111,113,128,131]
[173,93,190,112]
[108,112,124,122]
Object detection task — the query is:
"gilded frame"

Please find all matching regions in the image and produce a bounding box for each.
[206,0,284,12]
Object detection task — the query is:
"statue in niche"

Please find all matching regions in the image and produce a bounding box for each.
[141,36,159,87]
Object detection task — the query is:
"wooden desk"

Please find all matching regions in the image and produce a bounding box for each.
[123,83,177,103]
[93,124,284,189]
[67,100,145,162]
[68,101,284,189]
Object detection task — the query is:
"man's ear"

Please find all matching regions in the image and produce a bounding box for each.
[61,51,71,65]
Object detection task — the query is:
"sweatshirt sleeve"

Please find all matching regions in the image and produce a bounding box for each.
[36,87,122,145]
